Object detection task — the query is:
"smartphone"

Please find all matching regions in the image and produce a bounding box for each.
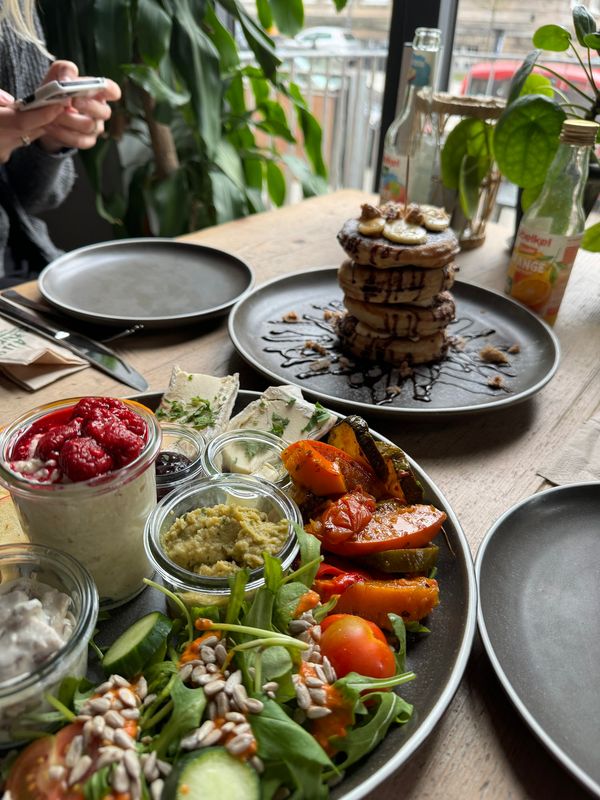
[14,78,107,110]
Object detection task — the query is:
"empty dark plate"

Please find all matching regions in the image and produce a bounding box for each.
[102,390,476,799]
[38,239,254,328]
[476,483,600,797]
[228,268,560,417]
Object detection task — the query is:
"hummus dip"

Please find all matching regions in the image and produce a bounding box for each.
[161,503,290,577]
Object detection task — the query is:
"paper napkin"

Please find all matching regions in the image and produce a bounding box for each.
[0,317,87,390]
[537,414,600,485]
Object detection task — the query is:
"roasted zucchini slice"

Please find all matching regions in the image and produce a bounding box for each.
[375,441,424,503]
[327,415,387,480]
[364,544,439,573]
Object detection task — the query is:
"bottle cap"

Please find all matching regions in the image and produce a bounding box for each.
[560,119,599,145]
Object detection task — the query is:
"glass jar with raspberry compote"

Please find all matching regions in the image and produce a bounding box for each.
[0,397,161,609]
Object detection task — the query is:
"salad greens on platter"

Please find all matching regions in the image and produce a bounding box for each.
[1,525,421,800]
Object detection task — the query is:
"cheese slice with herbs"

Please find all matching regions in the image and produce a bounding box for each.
[156,367,239,441]
[227,384,336,444]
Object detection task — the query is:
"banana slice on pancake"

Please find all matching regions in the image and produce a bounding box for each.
[420,205,450,232]
[383,220,427,245]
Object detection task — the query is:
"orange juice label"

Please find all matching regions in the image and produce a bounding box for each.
[505,225,582,325]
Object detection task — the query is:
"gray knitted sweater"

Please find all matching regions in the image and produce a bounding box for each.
[0,16,75,283]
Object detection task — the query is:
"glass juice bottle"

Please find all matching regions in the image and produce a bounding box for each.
[506,118,599,325]
[379,27,441,205]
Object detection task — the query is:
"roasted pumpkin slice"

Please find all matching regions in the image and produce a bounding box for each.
[281,440,384,497]
[375,442,423,503]
[332,576,440,626]
[327,416,388,480]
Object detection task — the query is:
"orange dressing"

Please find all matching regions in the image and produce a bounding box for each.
[299,663,353,755]
[180,630,222,664]
[293,590,320,618]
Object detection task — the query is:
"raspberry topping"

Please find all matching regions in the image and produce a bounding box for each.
[59,437,114,482]
[9,396,148,483]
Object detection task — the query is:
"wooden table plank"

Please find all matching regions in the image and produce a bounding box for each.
[1,188,598,799]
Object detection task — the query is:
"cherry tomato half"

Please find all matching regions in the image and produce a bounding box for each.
[5,723,90,800]
[319,614,396,679]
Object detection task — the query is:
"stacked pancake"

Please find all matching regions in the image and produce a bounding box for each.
[335,202,460,365]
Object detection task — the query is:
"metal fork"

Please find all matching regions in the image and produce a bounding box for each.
[1,290,144,342]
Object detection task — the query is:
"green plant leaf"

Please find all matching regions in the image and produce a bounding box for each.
[519,73,554,98]
[506,50,541,105]
[532,24,571,52]
[256,0,273,31]
[209,170,249,223]
[121,64,191,107]
[583,32,600,50]
[270,0,304,37]
[204,5,239,72]
[266,160,286,206]
[93,0,133,80]
[136,0,172,67]
[458,153,484,219]
[440,118,493,190]
[283,154,328,197]
[332,0,349,8]
[582,221,600,251]
[220,0,280,80]
[286,83,327,177]
[147,168,192,236]
[573,4,597,48]
[521,183,543,211]
[215,139,246,189]
[494,95,565,187]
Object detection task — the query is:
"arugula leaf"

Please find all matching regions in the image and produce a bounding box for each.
[313,594,338,622]
[152,676,206,759]
[292,521,321,587]
[405,620,431,635]
[242,585,275,633]
[388,613,407,673]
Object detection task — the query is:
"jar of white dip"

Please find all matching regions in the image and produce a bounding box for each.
[0,397,161,608]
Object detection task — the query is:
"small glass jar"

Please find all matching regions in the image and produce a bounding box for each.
[0,397,161,609]
[155,422,205,500]
[0,543,98,747]
[202,429,290,491]
[144,474,301,608]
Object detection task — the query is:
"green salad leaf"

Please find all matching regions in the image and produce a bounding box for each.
[152,676,206,759]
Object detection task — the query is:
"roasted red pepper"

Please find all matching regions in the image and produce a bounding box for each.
[314,562,366,602]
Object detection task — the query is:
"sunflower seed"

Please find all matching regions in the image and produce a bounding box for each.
[150,778,164,800]
[200,646,216,663]
[266,691,276,699]
[104,709,125,729]
[216,691,230,717]
[261,681,279,693]
[136,676,148,700]
[68,754,92,786]
[96,747,124,770]
[232,684,248,710]
[142,693,157,707]
[180,732,200,751]
[288,619,311,634]
[201,728,223,747]
[102,726,115,744]
[121,708,140,720]
[314,664,328,683]
[232,722,251,736]
[301,645,314,660]
[201,635,219,648]
[123,750,141,779]
[214,643,228,665]
[301,610,316,624]
[95,682,113,696]
[310,625,322,642]
[225,711,246,723]
[156,759,172,776]
[295,683,312,710]
[112,675,130,688]
[82,719,94,745]
[308,651,323,664]
[305,676,324,689]
[65,735,83,767]
[114,728,136,750]
[111,698,124,710]
[111,761,130,793]
[250,756,264,774]
[193,671,213,686]
[220,721,236,734]
[224,670,242,693]
[141,751,158,781]
[206,662,219,674]
[321,657,337,683]
[118,688,138,708]
[225,733,254,755]
[309,688,328,705]
[204,678,226,697]
[48,765,65,781]
[191,663,207,678]
[179,663,194,682]
[91,715,106,736]
[298,631,313,644]
[130,777,142,800]
[195,720,216,741]
[245,698,264,714]
[89,697,111,715]
[75,714,92,723]
[306,705,332,719]
[208,701,218,720]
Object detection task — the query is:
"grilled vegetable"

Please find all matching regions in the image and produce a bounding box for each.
[364,545,439,574]
[375,442,423,504]
[281,440,383,497]
[327,416,387,480]
[332,576,440,627]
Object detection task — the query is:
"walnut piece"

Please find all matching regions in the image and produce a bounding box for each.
[507,343,521,354]
[479,344,509,364]
[282,310,299,323]
[380,201,402,220]
[403,203,426,226]
[487,375,504,389]
[359,203,381,221]
[305,340,328,355]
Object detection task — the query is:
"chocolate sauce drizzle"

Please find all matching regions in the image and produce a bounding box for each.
[263,301,518,406]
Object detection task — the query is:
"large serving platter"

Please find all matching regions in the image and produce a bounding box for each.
[96,389,477,799]
[476,483,600,797]
[228,269,560,417]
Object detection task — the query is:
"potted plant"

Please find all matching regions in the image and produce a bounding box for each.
[493,3,600,251]
[39,0,348,238]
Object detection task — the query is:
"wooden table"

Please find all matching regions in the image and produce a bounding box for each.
[1,189,598,799]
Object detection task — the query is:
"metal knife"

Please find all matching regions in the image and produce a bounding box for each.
[0,295,148,391]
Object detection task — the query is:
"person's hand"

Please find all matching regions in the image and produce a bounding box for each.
[0,86,67,164]
[38,61,121,154]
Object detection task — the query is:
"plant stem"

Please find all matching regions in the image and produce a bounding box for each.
[281,555,323,585]
[536,64,595,104]
[143,699,174,730]
[253,652,263,694]
[199,620,308,649]
[233,636,308,652]
[144,578,194,644]
[140,89,180,179]
[569,43,595,90]
[586,48,598,93]
[44,694,77,722]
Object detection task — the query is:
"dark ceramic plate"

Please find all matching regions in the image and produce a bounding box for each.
[38,239,254,328]
[228,268,560,417]
[476,483,600,797]
[99,390,476,799]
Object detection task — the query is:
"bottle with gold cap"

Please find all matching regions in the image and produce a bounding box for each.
[505,118,599,325]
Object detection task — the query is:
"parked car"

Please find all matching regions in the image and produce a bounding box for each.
[461,59,600,104]
[283,26,362,54]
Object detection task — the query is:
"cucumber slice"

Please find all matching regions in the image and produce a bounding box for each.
[163,748,259,799]
[102,611,172,679]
